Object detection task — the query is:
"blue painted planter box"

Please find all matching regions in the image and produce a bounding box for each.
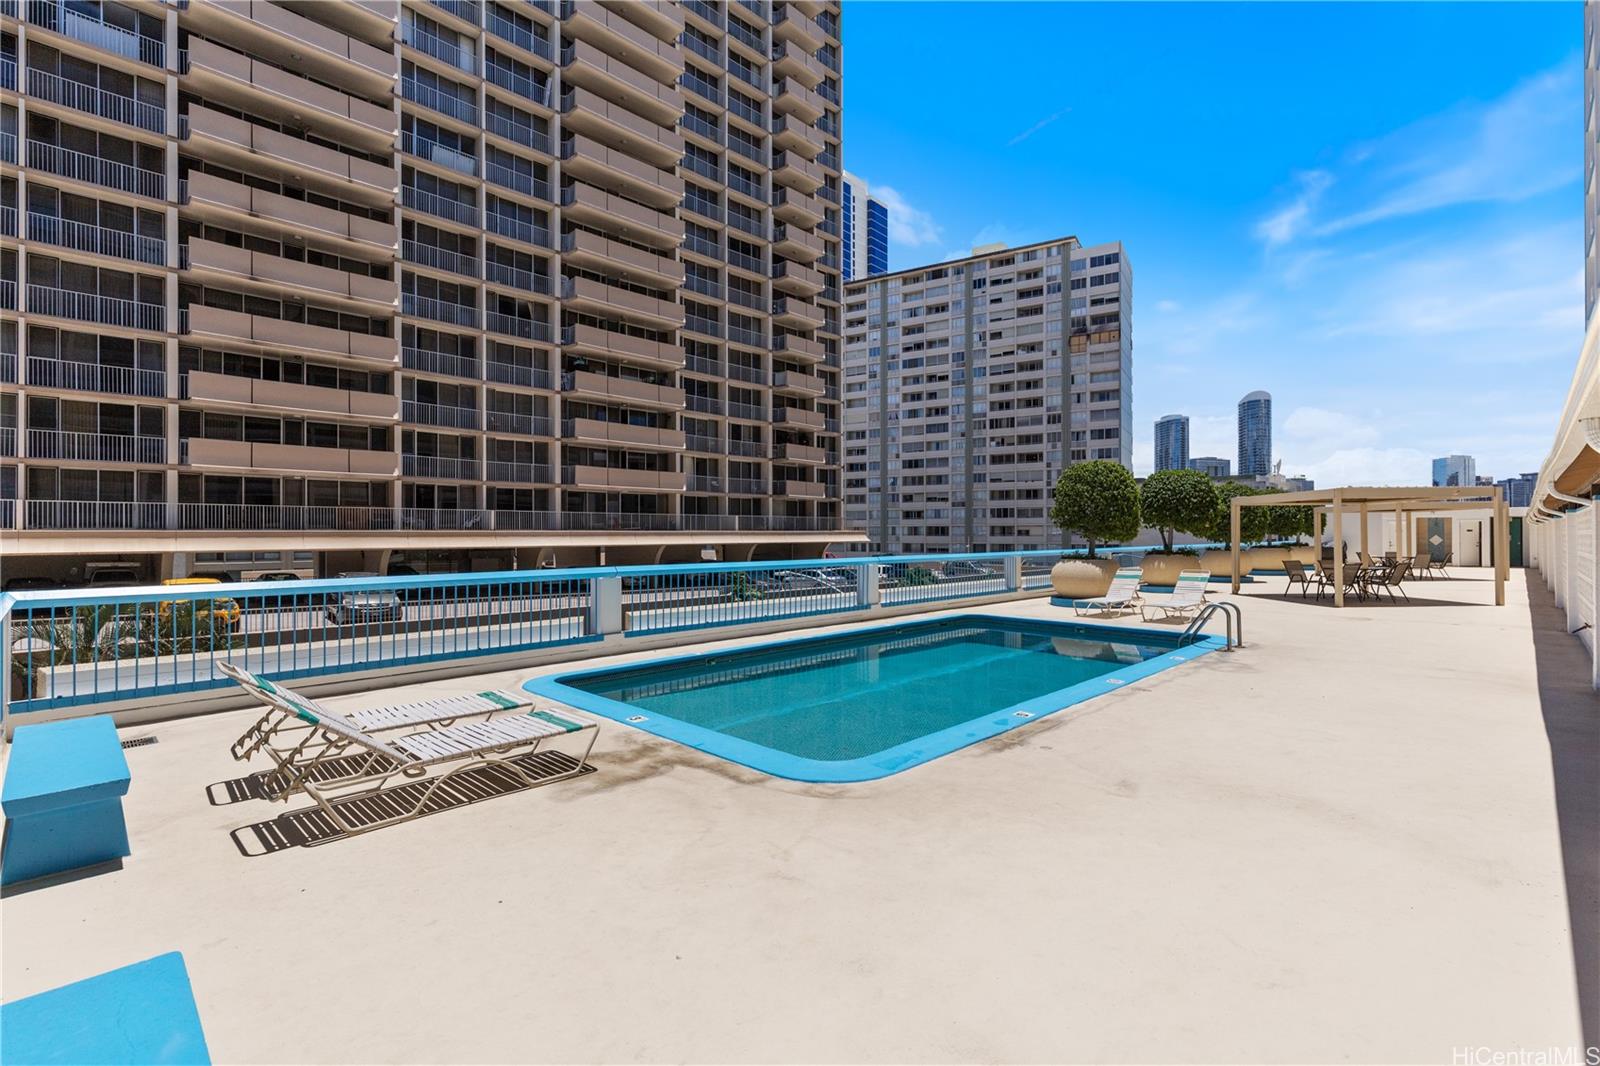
[2,716,131,886]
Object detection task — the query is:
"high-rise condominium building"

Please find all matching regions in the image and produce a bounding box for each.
[1587,2,1598,324]
[1153,413,1188,472]
[1496,472,1536,509]
[840,170,886,281]
[0,0,850,581]
[1432,455,1477,488]
[1237,390,1271,477]
[842,237,1131,554]
[1190,456,1230,479]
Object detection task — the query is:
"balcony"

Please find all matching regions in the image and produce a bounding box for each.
[26,212,165,266]
[560,230,683,289]
[403,292,479,327]
[401,74,482,129]
[561,276,683,330]
[727,477,769,495]
[774,478,826,499]
[772,370,825,398]
[403,183,480,228]
[772,114,823,159]
[485,409,553,436]
[404,239,480,278]
[560,0,684,83]
[27,428,166,464]
[401,19,476,75]
[564,465,686,492]
[26,68,165,135]
[485,210,550,249]
[22,499,168,531]
[775,442,826,465]
[25,0,165,66]
[183,305,398,365]
[187,172,396,252]
[486,312,552,342]
[559,134,683,209]
[403,399,480,429]
[184,106,396,205]
[486,7,555,62]
[560,182,683,249]
[562,369,685,411]
[404,346,480,380]
[186,239,399,310]
[772,150,825,193]
[559,40,682,127]
[485,158,551,201]
[774,78,825,124]
[563,417,684,451]
[770,42,825,88]
[773,223,825,263]
[184,37,395,151]
[182,0,398,95]
[485,259,552,294]
[404,132,479,177]
[558,84,683,168]
[181,437,401,477]
[26,357,166,398]
[772,188,825,228]
[773,260,825,297]
[186,370,399,420]
[27,286,164,331]
[773,295,825,330]
[774,406,826,431]
[485,459,554,483]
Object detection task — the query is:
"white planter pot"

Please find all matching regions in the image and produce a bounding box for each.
[1140,553,1202,586]
[1051,558,1120,599]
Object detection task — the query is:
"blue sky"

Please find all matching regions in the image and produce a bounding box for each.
[843,1,1583,485]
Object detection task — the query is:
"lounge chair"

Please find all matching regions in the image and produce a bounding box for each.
[241,679,598,837]
[1282,559,1319,598]
[1140,570,1212,622]
[220,661,534,770]
[1073,568,1144,616]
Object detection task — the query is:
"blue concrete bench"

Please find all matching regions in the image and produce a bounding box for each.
[2,715,131,887]
[0,952,211,1065]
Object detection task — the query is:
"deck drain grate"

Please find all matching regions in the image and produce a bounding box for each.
[626,715,648,723]
[121,736,159,750]
[1012,710,1035,719]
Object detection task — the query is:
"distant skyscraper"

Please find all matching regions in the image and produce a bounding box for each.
[1432,455,1477,487]
[1190,456,1231,479]
[1237,391,1272,477]
[1154,414,1190,472]
[842,171,889,281]
[1497,472,1537,508]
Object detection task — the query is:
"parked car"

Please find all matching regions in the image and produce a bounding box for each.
[252,571,304,583]
[158,577,242,630]
[940,560,990,578]
[84,566,142,588]
[3,576,57,593]
[325,571,402,625]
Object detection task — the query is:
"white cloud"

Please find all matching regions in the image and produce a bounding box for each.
[1155,299,1181,314]
[1254,170,1333,248]
[1007,110,1067,147]
[1297,447,1435,488]
[1283,406,1380,451]
[869,184,942,248]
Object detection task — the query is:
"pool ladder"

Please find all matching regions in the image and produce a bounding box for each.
[1179,601,1243,651]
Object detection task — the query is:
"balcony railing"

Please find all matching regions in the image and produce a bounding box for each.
[486,160,551,201]
[403,346,480,380]
[403,239,480,277]
[485,211,550,248]
[485,59,550,108]
[485,459,553,482]
[403,453,480,480]
[486,410,552,436]
[27,285,164,331]
[22,499,167,531]
[485,360,552,389]
[27,212,166,265]
[402,184,479,226]
[487,9,553,59]
[485,110,552,155]
[403,399,480,429]
[26,357,166,397]
[25,0,165,66]
[27,68,165,134]
[485,261,552,294]
[26,428,167,464]
[0,56,15,91]
[402,77,480,125]
[486,312,551,341]
[0,280,14,310]
[401,20,477,73]
[28,140,165,200]
[402,292,480,327]
[403,133,478,176]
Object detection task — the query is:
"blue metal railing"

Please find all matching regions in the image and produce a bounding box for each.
[0,547,1227,717]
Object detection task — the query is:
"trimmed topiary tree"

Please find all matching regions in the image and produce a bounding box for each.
[1140,469,1219,553]
[1051,461,1141,558]
[1209,482,1271,545]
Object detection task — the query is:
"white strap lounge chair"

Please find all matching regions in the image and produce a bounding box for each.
[220,661,533,769]
[1073,568,1144,617]
[1139,570,1212,622]
[245,682,598,837]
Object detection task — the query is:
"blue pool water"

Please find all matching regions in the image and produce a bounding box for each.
[528,615,1221,782]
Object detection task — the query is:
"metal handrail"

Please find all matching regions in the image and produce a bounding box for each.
[1179,600,1243,651]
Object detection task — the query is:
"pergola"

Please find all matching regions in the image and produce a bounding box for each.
[1228,485,1511,608]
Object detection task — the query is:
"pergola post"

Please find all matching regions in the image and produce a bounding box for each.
[1358,503,1369,564]
[1229,496,1241,594]
[1494,487,1507,607]
[1332,492,1345,608]
[1394,505,1403,559]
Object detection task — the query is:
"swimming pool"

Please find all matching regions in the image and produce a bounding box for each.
[526,615,1224,782]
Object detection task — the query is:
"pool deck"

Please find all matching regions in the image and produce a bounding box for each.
[2,570,1595,1063]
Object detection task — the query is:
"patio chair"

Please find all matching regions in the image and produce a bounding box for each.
[220,661,534,770]
[1282,559,1320,598]
[243,681,598,837]
[1426,554,1449,579]
[1140,570,1212,622]
[1410,549,1434,579]
[1363,559,1410,602]
[1315,557,1363,601]
[1073,568,1144,616]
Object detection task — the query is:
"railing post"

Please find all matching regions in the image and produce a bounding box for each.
[591,576,623,636]
[856,564,880,610]
[1004,555,1022,592]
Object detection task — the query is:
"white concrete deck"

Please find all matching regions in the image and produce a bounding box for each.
[1,570,1593,1063]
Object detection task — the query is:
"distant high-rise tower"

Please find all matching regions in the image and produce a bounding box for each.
[1237,391,1272,477]
[1432,455,1478,488]
[842,171,889,280]
[1154,415,1190,472]
[1190,456,1231,479]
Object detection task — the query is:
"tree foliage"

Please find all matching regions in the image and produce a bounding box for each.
[1051,461,1141,558]
[1208,482,1272,545]
[1140,469,1220,552]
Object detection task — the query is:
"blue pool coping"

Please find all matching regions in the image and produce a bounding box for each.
[525,614,1227,783]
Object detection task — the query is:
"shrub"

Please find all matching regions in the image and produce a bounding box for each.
[726,573,763,601]
[900,565,937,587]
[1051,461,1141,558]
[1208,482,1271,545]
[1140,469,1219,553]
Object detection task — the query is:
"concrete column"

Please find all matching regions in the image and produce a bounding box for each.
[1332,494,1345,608]
[856,563,880,609]
[1003,555,1022,592]
[1229,498,1241,594]
[591,576,623,636]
